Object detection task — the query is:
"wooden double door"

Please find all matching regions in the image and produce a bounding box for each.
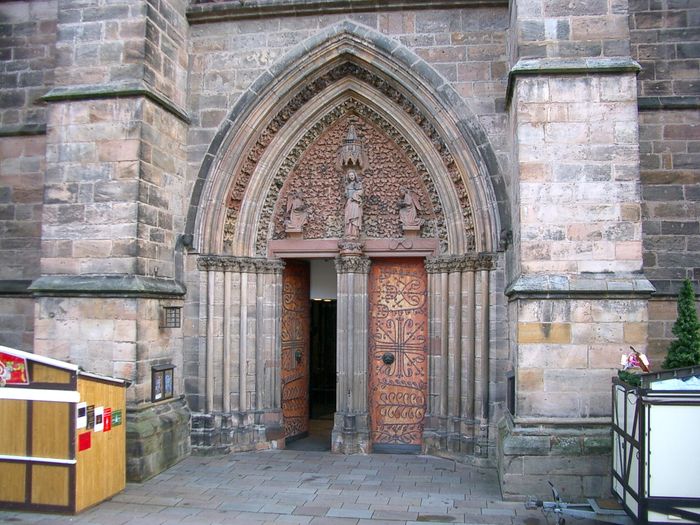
[281,258,428,450]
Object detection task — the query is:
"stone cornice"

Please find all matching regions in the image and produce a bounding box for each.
[42,82,190,124]
[424,253,496,273]
[505,273,655,300]
[28,275,187,298]
[187,0,508,24]
[197,255,285,273]
[638,96,700,111]
[0,124,46,137]
[334,255,371,274]
[506,57,642,109]
[0,279,33,296]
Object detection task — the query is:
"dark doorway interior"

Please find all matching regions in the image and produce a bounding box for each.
[310,299,336,419]
[287,299,336,451]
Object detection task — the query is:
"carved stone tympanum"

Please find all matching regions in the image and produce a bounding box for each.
[270,115,437,245]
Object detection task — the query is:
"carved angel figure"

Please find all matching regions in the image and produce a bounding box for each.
[284,189,308,232]
[398,187,424,229]
[344,170,364,238]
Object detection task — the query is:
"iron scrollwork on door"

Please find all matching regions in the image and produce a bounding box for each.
[368,259,428,447]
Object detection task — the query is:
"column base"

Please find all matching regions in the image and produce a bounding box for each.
[497,414,612,500]
[331,412,370,454]
[126,396,191,482]
[191,409,284,455]
[422,415,487,458]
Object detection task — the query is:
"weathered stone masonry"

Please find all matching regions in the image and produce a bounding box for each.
[0,0,697,497]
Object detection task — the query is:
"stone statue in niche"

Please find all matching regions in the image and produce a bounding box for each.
[398,186,424,236]
[284,189,308,235]
[344,169,363,239]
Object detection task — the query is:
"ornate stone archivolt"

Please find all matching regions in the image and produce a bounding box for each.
[197,255,285,274]
[424,253,496,273]
[221,63,476,255]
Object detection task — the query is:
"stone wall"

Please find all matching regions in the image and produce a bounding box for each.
[27,0,192,481]
[511,0,632,60]
[0,1,57,349]
[0,0,56,133]
[629,0,700,361]
[502,0,652,500]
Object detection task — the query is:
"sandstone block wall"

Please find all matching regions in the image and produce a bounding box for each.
[513,73,642,276]
[501,0,651,499]
[512,0,632,60]
[0,0,56,132]
[629,0,699,361]
[0,1,57,350]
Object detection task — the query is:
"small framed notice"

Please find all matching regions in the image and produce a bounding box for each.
[76,402,87,429]
[94,406,104,432]
[151,364,175,402]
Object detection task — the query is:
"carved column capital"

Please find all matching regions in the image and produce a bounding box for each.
[335,255,371,274]
[425,253,497,273]
[257,259,285,274]
[197,255,286,274]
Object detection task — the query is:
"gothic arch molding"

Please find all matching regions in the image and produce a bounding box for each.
[187,20,507,256]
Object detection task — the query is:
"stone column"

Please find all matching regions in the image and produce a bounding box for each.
[332,255,371,454]
[194,256,285,452]
[423,254,494,457]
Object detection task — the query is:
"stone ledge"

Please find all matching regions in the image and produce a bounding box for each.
[187,0,508,23]
[506,57,642,108]
[505,273,655,300]
[42,81,190,124]
[29,275,186,298]
[0,279,33,296]
[0,124,47,137]
[638,96,700,111]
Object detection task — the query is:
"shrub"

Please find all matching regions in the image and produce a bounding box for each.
[662,279,700,369]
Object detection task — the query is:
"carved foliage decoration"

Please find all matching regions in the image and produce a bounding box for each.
[270,115,437,241]
[221,63,476,254]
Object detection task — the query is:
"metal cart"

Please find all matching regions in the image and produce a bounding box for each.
[527,368,700,525]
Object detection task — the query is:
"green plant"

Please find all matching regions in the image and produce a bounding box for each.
[662,279,700,369]
[617,369,641,387]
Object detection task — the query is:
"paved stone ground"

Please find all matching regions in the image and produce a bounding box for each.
[0,449,597,524]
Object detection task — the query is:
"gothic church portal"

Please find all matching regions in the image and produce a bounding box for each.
[191,30,500,457]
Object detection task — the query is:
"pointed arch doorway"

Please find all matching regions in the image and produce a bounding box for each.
[189,22,503,459]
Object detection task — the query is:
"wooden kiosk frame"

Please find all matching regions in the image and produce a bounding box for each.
[0,345,129,513]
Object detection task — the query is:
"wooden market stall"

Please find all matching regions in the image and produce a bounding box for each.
[0,345,129,513]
